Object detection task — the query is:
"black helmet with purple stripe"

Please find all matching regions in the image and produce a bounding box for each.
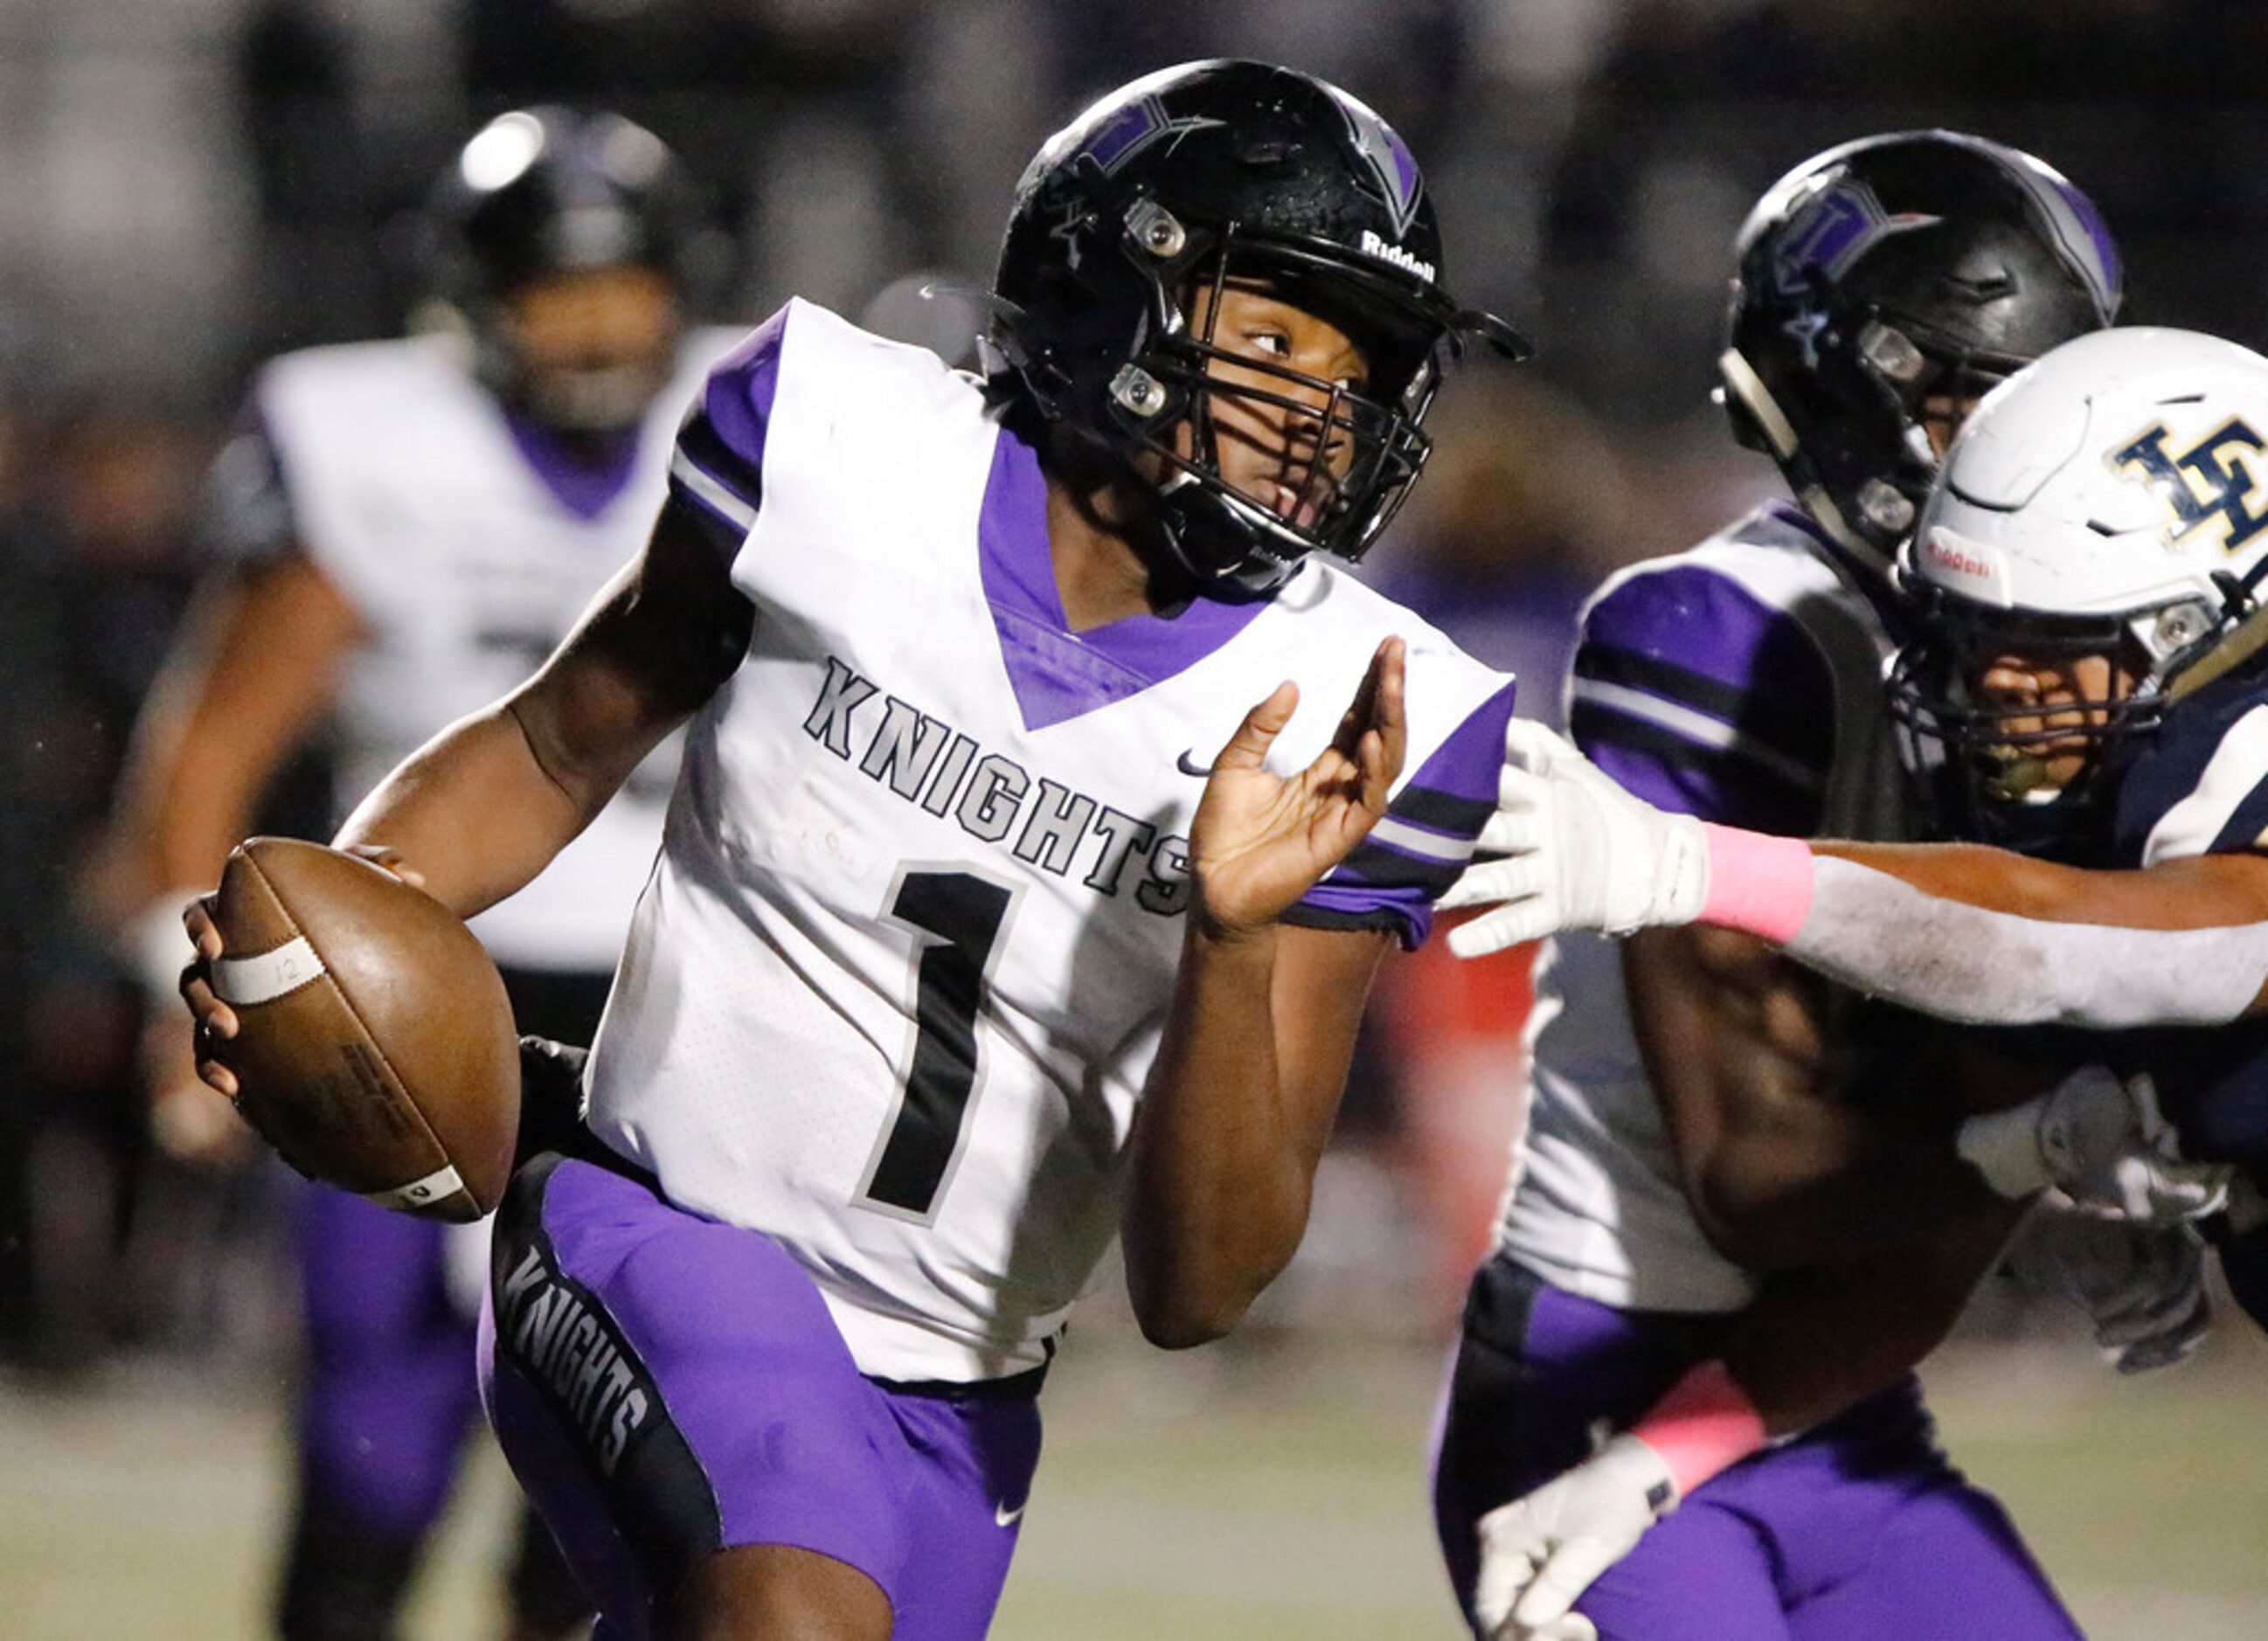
[1719,130,2122,578]
[989,59,1529,594]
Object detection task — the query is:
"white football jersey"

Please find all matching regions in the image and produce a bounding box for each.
[239,329,735,973]
[1502,505,1909,1312]
[586,300,1519,1381]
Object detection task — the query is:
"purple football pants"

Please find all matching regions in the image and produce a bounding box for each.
[285,970,606,1638]
[295,1186,478,1534]
[1432,1252,2082,1640]
[478,1152,1044,1641]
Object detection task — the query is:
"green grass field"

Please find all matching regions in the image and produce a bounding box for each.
[3,1305,2263,1639]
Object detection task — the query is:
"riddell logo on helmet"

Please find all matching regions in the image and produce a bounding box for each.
[1360,231,1435,283]
[1924,532,1999,586]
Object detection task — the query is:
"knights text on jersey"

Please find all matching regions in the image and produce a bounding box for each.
[1503,505,1908,1312]
[239,331,732,971]
[587,299,1517,1381]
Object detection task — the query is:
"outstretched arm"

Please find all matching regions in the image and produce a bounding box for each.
[1446,721,2268,1029]
[184,497,753,1091]
[1122,638,1404,1347]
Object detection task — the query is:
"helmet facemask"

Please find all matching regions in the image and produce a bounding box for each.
[1098,216,1446,593]
[486,262,685,439]
[987,59,1528,598]
[1743,304,2022,561]
[1886,583,2225,850]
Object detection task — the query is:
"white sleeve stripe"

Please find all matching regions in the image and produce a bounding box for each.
[212,937,325,1006]
[364,1163,467,1212]
[1791,856,2268,1028]
[669,448,759,531]
[1369,814,1480,862]
[2142,703,2268,867]
[1570,676,1825,793]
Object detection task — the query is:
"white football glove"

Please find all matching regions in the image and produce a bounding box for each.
[1472,1432,1678,1640]
[2000,1205,2212,1374]
[1443,722,1709,959]
[1958,1065,2232,1224]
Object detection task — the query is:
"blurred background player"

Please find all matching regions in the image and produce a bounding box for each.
[1428,131,2129,1639]
[93,105,732,1641]
[1440,322,2268,1638]
[185,58,1529,1639]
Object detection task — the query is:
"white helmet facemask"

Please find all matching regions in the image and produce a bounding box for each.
[1887,325,2268,849]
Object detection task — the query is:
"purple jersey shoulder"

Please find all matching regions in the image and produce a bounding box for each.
[667,306,789,531]
[1568,557,1840,836]
[1292,675,1520,948]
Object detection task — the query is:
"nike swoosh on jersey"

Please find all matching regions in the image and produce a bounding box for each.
[1176,749,1212,778]
[995,1499,1027,1527]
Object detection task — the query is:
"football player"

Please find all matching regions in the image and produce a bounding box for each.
[180,60,1527,1640]
[98,107,730,1641]
[1426,133,2131,1640]
[1446,323,2268,1637]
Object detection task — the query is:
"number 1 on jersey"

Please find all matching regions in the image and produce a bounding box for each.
[862,868,1016,1218]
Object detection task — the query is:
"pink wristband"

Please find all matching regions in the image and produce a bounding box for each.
[1697,823,1816,945]
[1629,1360,1768,1499]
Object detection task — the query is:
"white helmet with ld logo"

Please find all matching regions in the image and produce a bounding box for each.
[1887,325,2268,846]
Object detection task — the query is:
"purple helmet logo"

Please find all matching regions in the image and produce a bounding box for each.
[1770,176,1939,296]
[1321,85,1424,239]
[1072,94,1224,177]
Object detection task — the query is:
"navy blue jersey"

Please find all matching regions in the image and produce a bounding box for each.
[2023,654,2268,1170]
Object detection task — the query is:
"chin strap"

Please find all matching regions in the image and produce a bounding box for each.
[2171,569,2268,703]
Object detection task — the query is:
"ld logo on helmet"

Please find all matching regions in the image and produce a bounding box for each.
[2111,419,2268,551]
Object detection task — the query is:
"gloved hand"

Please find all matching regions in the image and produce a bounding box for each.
[1443,721,1709,958]
[1471,1432,1679,1640]
[2000,1203,2212,1374]
[1959,1065,2231,1223]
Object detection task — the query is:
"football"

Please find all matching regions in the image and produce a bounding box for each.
[206,837,520,1222]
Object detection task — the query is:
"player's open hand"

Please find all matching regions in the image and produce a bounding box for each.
[1440,720,1710,957]
[1189,637,1405,938]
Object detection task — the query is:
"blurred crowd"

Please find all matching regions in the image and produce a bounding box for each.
[6,0,2268,1375]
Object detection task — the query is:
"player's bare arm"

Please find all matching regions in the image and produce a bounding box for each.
[90,549,364,1151]
[1471,1200,2024,1640]
[1626,925,2008,1271]
[100,550,364,914]
[1445,719,2268,1028]
[330,493,750,915]
[184,495,751,1088]
[1122,637,1404,1347]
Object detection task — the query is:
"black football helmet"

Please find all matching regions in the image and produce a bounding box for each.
[989,59,1529,594]
[1719,131,2121,578]
[420,106,719,433]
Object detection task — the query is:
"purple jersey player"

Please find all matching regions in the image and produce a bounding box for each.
[1427,134,2129,1641]
[97,107,722,1641]
[1444,322,2268,1640]
[183,60,1526,1640]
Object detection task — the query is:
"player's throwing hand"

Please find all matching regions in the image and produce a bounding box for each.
[1189,636,1407,938]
